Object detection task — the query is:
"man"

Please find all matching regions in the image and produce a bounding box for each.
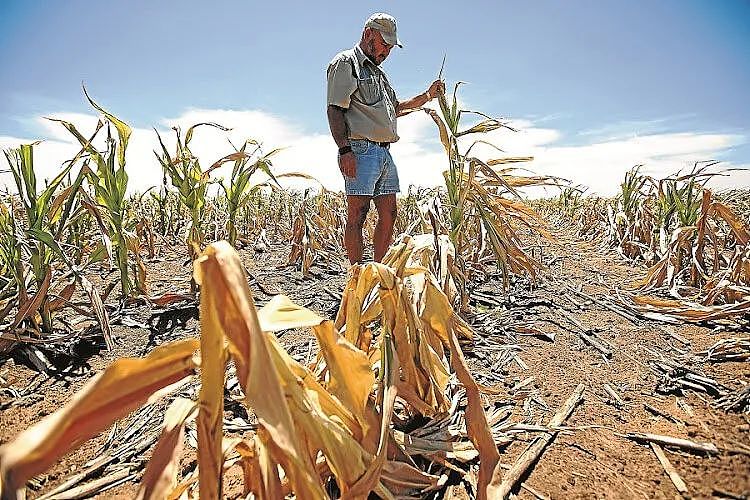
[326,12,444,264]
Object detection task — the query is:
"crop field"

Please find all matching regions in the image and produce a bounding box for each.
[0,89,748,499]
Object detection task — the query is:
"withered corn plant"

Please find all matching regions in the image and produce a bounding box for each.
[0,236,510,499]
[719,188,750,223]
[395,185,442,236]
[607,162,722,265]
[634,187,750,303]
[287,188,323,275]
[286,180,348,275]
[418,79,558,307]
[609,165,657,261]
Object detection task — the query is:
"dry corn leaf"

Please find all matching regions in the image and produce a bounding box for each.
[348,330,399,497]
[0,339,198,494]
[78,273,114,350]
[9,270,51,329]
[149,293,194,307]
[195,242,327,498]
[47,280,77,312]
[195,246,229,499]
[422,108,452,156]
[137,398,197,500]
[313,320,375,433]
[258,294,324,332]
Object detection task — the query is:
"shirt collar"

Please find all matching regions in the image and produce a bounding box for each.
[353,44,379,75]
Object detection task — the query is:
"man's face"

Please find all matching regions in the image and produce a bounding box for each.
[365,28,393,65]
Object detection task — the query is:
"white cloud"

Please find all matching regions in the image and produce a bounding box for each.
[465,122,746,197]
[1,109,747,199]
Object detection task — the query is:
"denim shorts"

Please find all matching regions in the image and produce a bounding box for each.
[343,139,400,197]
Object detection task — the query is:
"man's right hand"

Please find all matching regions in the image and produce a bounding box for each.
[339,151,356,178]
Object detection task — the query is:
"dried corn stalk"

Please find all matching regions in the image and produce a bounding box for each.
[0,237,503,499]
[624,189,750,324]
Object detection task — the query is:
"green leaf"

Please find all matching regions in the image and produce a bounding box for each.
[83,85,132,170]
[28,228,66,262]
[20,144,37,204]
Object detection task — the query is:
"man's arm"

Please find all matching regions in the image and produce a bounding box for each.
[327,105,349,149]
[327,104,356,178]
[396,79,445,116]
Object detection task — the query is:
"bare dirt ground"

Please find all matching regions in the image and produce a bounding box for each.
[1,226,748,499]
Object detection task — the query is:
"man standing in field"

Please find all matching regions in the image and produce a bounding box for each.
[327,12,444,264]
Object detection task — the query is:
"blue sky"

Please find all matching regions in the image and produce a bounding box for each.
[1,0,749,194]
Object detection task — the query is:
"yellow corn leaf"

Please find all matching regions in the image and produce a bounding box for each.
[312,320,375,432]
[126,233,148,295]
[713,202,750,245]
[167,436,249,500]
[275,171,325,188]
[455,118,504,137]
[486,157,535,165]
[267,333,442,498]
[204,151,255,177]
[348,330,399,497]
[231,438,261,498]
[47,184,76,223]
[149,292,194,307]
[340,265,382,349]
[258,294,324,332]
[83,86,131,169]
[264,339,375,495]
[137,398,198,500]
[196,272,225,500]
[256,428,285,499]
[422,108,452,157]
[194,241,325,498]
[447,330,502,500]
[0,339,198,493]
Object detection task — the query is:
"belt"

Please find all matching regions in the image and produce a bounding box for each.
[365,139,390,148]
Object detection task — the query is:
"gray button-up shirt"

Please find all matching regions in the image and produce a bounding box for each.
[327,45,399,143]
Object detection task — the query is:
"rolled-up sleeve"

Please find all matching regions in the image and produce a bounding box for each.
[327,57,356,109]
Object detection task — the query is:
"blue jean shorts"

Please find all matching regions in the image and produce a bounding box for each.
[343,139,400,197]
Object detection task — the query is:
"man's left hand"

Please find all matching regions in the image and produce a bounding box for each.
[427,79,445,99]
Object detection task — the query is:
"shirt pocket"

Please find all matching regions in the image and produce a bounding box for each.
[355,76,382,105]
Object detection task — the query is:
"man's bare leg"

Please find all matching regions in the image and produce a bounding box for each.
[374,194,397,262]
[345,195,371,264]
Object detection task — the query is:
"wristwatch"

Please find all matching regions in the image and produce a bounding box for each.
[338,145,352,155]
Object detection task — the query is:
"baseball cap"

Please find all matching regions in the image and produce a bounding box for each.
[365,13,403,48]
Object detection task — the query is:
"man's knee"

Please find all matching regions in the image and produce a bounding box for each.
[376,198,397,222]
[347,202,369,228]
[387,205,397,220]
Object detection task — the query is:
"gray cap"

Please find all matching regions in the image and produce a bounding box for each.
[365,12,402,48]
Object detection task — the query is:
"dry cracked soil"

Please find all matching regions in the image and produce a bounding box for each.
[1,226,748,499]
